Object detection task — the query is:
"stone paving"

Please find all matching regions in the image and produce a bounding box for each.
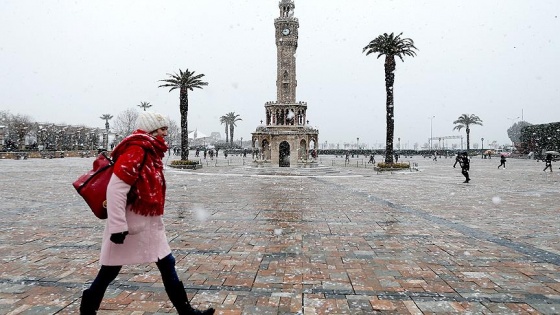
[0,154,559,314]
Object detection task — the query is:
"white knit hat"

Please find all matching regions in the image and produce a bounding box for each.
[135,111,168,133]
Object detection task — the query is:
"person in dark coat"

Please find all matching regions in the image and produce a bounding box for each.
[458,151,470,183]
[453,153,461,168]
[543,153,553,172]
[498,154,507,169]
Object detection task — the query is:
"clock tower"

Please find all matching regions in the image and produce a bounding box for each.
[275,0,298,103]
[252,0,319,167]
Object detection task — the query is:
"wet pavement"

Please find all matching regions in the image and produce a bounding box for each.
[0,154,559,314]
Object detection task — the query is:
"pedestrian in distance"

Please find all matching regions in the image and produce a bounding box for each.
[79,111,215,315]
[453,153,461,168]
[543,153,553,172]
[368,154,375,164]
[498,154,507,169]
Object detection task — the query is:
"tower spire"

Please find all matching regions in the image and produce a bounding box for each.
[279,0,295,18]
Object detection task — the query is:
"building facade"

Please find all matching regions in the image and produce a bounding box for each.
[252,0,319,167]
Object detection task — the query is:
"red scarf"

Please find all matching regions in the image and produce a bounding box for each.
[111,130,168,216]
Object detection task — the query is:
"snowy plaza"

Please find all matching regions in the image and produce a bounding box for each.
[1,155,560,314]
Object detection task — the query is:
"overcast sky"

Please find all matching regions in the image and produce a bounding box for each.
[1,0,559,149]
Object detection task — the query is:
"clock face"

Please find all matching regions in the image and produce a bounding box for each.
[282,28,290,35]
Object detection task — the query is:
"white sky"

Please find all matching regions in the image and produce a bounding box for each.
[1,0,559,149]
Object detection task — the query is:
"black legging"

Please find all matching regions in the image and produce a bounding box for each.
[462,169,470,181]
[89,253,180,296]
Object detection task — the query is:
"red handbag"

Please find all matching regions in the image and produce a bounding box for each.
[72,152,114,219]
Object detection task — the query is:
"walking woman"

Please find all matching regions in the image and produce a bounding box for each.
[80,112,214,315]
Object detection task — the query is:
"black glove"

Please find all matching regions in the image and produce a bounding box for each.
[110,231,129,244]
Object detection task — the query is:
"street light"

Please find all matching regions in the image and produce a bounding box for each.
[481,137,484,159]
[429,116,435,151]
[356,137,359,149]
[240,137,243,148]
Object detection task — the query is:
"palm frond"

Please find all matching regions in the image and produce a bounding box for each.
[158,69,208,91]
[363,32,418,61]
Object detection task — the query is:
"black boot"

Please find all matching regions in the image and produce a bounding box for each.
[80,289,103,315]
[166,281,215,315]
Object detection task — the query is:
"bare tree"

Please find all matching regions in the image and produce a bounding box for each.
[8,114,34,150]
[166,118,180,149]
[0,110,10,126]
[113,108,139,138]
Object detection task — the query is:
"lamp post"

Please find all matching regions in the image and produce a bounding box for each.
[240,137,243,148]
[481,137,484,159]
[356,137,359,149]
[429,116,435,152]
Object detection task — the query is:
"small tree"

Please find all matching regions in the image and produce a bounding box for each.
[137,101,152,111]
[507,121,532,147]
[225,112,242,146]
[100,114,113,151]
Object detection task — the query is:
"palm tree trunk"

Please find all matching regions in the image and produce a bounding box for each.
[466,127,470,153]
[224,123,229,143]
[229,124,234,146]
[384,57,396,164]
[180,88,189,160]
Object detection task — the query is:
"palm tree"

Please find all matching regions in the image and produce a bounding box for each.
[453,114,483,153]
[363,32,418,163]
[100,114,113,151]
[220,115,229,143]
[137,101,152,111]
[225,112,242,146]
[159,69,208,160]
